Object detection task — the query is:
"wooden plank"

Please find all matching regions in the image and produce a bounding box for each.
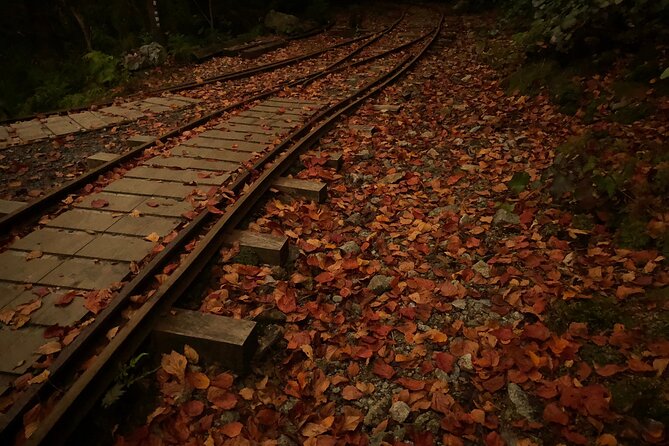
[86,152,118,168]
[325,152,343,170]
[273,177,327,203]
[152,309,258,373]
[223,230,288,265]
[127,135,156,147]
[0,199,25,216]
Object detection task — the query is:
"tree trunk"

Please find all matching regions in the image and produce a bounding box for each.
[62,0,93,52]
[208,0,215,31]
[146,0,165,43]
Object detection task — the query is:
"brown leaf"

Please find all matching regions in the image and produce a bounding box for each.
[342,385,363,401]
[220,421,243,438]
[90,199,109,209]
[161,351,187,382]
[35,341,61,355]
[187,371,210,390]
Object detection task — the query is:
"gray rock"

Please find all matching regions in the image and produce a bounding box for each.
[277,435,298,446]
[332,295,343,303]
[459,214,474,226]
[414,412,441,434]
[458,353,474,371]
[364,396,392,426]
[493,208,520,226]
[346,212,363,225]
[264,10,300,34]
[219,410,240,424]
[427,148,439,158]
[357,149,374,160]
[507,383,534,421]
[389,401,411,423]
[472,260,491,278]
[451,299,467,309]
[124,42,166,71]
[368,275,393,294]
[340,240,360,255]
[420,131,434,138]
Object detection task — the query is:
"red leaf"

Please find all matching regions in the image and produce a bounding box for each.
[434,352,455,373]
[372,360,395,379]
[182,400,204,417]
[91,199,109,208]
[396,377,424,390]
[315,271,335,283]
[342,385,363,401]
[221,421,243,437]
[482,375,505,393]
[55,291,77,306]
[523,322,550,341]
[543,402,569,425]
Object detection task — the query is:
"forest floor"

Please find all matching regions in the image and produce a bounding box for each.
[108,9,669,446]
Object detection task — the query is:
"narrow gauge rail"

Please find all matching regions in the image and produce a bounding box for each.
[0,13,408,234]
[0,13,443,445]
[0,23,344,127]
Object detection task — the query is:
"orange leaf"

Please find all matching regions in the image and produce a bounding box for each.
[342,385,363,401]
[187,371,210,390]
[221,421,243,438]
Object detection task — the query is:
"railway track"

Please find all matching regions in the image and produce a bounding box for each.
[0,9,443,445]
[0,24,383,149]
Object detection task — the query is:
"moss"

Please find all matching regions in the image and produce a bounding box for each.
[609,377,669,425]
[579,343,626,366]
[547,296,632,334]
[572,213,595,230]
[616,216,651,250]
[505,60,560,95]
[232,248,261,266]
[610,102,653,124]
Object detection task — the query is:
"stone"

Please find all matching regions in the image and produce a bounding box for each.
[68,111,109,130]
[127,135,156,147]
[76,193,145,213]
[98,105,143,120]
[364,395,392,426]
[458,353,474,371]
[123,42,166,71]
[104,178,198,199]
[87,152,118,168]
[39,257,129,290]
[451,299,467,310]
[472,260,491,278]
[171,145,253,163]
[264,10,300,34]
[106,214,180,237]
[346,213,363,225]
[76,234,154,262]
[12,229,95,256]
[0,251,63,284]
[332,295,343,303]
[43,116,81,136]
[368,275,393,294]
[11,121,52,141]
[46,209,120,232]
[124,166,228,186]
[0,326,48,374]
[340,241,360,255]
[147,156,238,172]
[389,401,411,423]
[493,207,520,226]
[507,383,534,421]
[0,199,25,216]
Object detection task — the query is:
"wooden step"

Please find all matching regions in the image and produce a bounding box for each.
[273,178,327,203]
[152,309,258,373]
[223,230,288,265]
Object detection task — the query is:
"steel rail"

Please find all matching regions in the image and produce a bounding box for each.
[0,14,407,235]
[0,23,340,127]
[23,15,444,446]
[0,21,433,442]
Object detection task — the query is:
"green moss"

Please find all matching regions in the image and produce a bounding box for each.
[547,296,632,334]
[611,103,653,124]
[610,377,669,425]
[572,213,595,230]
[616,216,651,250]
[579,343,626,366]
[505,60,560,95]
[232,248,261,266]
